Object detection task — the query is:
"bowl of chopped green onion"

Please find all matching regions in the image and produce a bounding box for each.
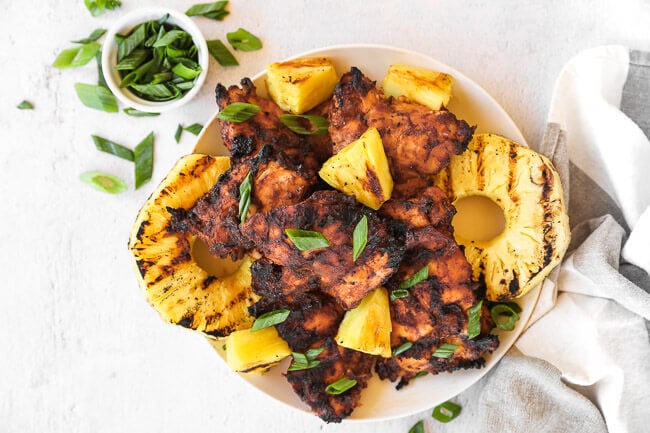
[102,7,209,113]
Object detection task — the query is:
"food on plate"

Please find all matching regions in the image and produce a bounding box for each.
[128,154,259,337]
[266,57,339,114]
[382,64,454,110]
[224,326,291,373]
[318,126,394,210]
[335,287,392,358]
[433,133,570,300]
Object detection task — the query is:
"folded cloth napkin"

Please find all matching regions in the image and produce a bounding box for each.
[426,46,650,433]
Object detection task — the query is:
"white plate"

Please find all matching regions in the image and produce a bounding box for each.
[194,44,540,422]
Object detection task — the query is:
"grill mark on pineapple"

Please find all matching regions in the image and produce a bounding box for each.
[178,315,194,328]
[362,165,384,199]
[201,276,218,289]
[136,220,150,242]
[507,140,520,203]
[474,136,486,191]
[187,155,214,177]
[538,162,556,267]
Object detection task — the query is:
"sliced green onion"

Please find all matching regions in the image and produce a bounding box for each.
[80,171,127,194]
[305,347,325,359]
[74,83,118,112]
[123,107,160,117]
[467,300,483,340]
[432,401,461,423]
[17,100,34,110]
[172,61,202,79]
[185,1,229,20]
[390,289,410,301]
[216,102,260,122]
[96,51,108,88]
[408,420,425,433]
[238,171,253,223]
[71,28,107,44]
[134,132,154,189]
[114,48,150,71]
[117,23,146,61]
[285,229,330,251]
[392,341,413,356]
[490,303,520,331]
[91,135,134,161]
[174,124,183,143]
[352,215,368,262]
[53,43,101,69]
[207,39,238,66]
[226,28,262,51]
[221,343,226,351]
[250,309,290,331]
[130,83,180,101]
[288,347,324,372]
[399,266,429,289]
[84,0,121,17]
[184,123,203,135]
[414,371,428,379]
[325,377,357,395]
[152,30,190,48]
[432,343,459,359]
[279,114,329,135]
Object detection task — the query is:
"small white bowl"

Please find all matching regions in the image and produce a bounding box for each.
[102,7,209,113]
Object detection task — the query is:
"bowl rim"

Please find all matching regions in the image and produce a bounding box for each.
[101,6,209,113]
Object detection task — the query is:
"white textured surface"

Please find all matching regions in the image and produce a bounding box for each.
[1,1,649,432]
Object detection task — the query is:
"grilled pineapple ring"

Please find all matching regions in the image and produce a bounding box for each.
[128,154,259,338]
[434,133,570,301]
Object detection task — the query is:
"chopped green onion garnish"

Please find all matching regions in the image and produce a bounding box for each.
[399,266,429,289]
[185,1,230,20]
[217,102,261,122]
[80,171,127,194]
[53,43,101,69]
[84,0,121,17]
[71,28,107,44]
[490,303,520,331]
[467,300,483,340]
[432,401,461,423]
[184,123,203,135]
[91,135,134,161]
[408,420,425,433]
[123,107,160,117]
[392,341,413,356]
[432,343,459,359]
[174,124,183,143]
[325,377,357,395]
[285,229,330,251]
[250,309,290,331]
[414,371,428,379]
[390,289,410,301]
[207,39,238,66]
[134,132,154,189]
[226,28,263,51]
[74,83,118,112]
[96,51,108,88]
[222,343,226,351]
[17,100,34,110]
[279,114,329,135]
[288,347,324,371]
[352,215,368,262]
[238,172,253,223]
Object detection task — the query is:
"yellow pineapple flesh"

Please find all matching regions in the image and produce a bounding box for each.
[382,64,454,110]
[223,326,291,374]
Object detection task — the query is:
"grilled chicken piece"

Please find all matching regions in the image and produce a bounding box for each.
[328,67,475,184]
[380,185,456,236]
[241,190,405,310]
[376,226,498,388]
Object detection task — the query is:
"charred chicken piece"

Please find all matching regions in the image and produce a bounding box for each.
[328,67,475,184]
[241,190,406,310]
[380,185,456,236]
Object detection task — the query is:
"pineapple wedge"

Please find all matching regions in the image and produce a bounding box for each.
[128,154,260,337]
[382,64,454,110]
[318,127,393,210]
[336,287,392,358]
[224,326,291,374]
[433,133,571,301]
[266,57,338,114]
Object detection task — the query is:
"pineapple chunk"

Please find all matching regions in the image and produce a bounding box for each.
[382,64,454,110]
[266,57,338,114]
[318,127,393,210]
[225,326,291,374]
[336,287,392,358]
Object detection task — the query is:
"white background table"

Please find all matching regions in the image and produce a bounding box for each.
[2,1,649,431]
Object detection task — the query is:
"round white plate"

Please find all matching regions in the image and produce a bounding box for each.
[194,44,540,422]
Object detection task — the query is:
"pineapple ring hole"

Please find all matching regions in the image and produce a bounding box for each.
[191,237,243,277]
[452,195,506,242]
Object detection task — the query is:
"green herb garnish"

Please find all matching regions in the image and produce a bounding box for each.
[238,172,253,223]
[467,300,482,340]
[185,1,230,20]
[80,171,127,194]
[207,40,238,66]
[92,135,134,161]
[227,28,262,51]
[490,303,520,331]
[84,0,121,17]
[279,114,329,135]
[216,102,260,122]
[399,266,429,289]
[17,100,34,110]
[352,215,368,262]
[432,343,459,359]
[288,347,324,371]
[74,83,118,112]
[123,107,160,117]
[250,309,290,332]
[174,124,184,143]
[325,377,357,395]
[71,28,107,44]
[285,229,330,251]
[134,132,154,189]
[184,123,203,135]
[392,341,413,356]
[53,43,101,69]
[432,401,461,423]
[408,420,425,433]
[390,289,410,301]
